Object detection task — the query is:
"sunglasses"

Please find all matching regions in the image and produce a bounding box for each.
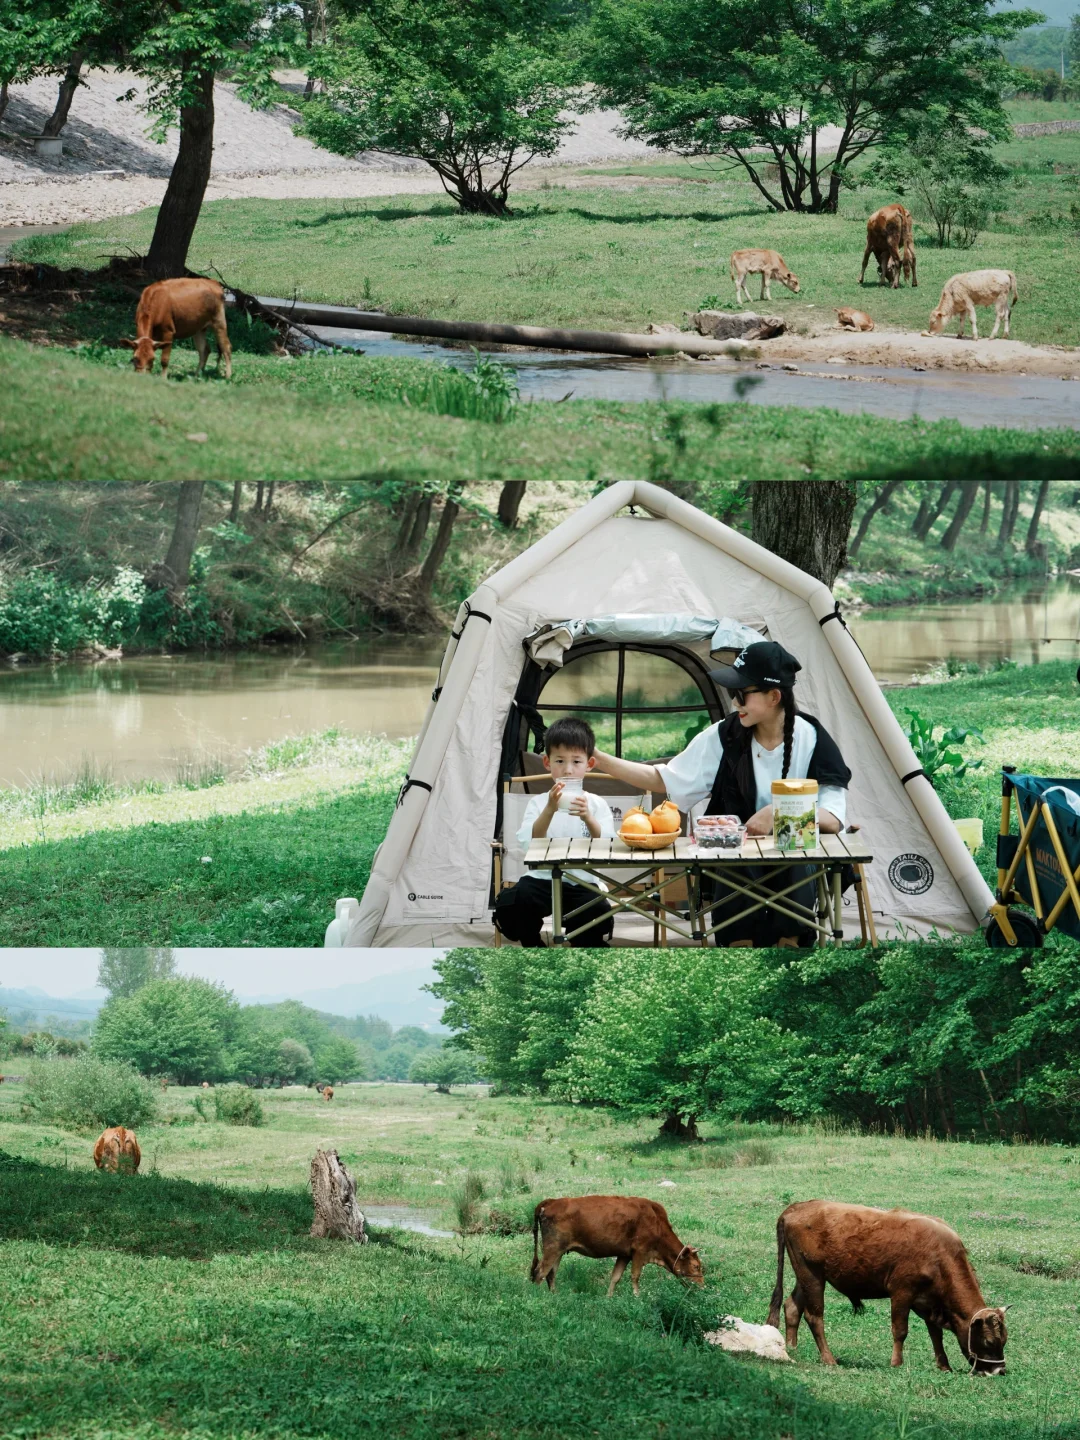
[731,688,762,706]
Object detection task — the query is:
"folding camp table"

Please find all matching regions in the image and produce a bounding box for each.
[523,832,877,948]
[989,767,1080,947]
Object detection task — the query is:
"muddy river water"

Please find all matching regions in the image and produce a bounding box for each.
[0,579,1076,790]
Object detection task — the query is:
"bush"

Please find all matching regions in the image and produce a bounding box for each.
[24,1054,159,1131]
[409,1047,478,1092]
[211,1084,264,1127]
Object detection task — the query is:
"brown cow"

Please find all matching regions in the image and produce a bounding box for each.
[122,277,232,379]
[93,1126,142,1174]
[531,1195,704,1296]
[836,307,875,332]
[322,1086,335,1102]
[860,204,917,289]
[767,1201,1008,1373]
[730,249,801,304]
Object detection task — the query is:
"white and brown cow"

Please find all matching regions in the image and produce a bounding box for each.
[924,270,1018,340]
[730,249,801,304]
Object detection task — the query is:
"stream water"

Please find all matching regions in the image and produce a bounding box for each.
[0,579,1076,790]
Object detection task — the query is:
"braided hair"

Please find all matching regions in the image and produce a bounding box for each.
[778,687,797,778]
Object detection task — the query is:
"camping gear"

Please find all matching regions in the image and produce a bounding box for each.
[522,831,876,948]
[693,815,744,849]
[989,767,1080,946]
[772,778,820,853]
[326,481,993,948]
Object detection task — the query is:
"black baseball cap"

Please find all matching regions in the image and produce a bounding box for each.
[710,640,801,692]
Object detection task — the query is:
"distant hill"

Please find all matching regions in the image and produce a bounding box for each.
[0,987,103,1026]
[243,968,447,1032]
[1002,24,1072,73]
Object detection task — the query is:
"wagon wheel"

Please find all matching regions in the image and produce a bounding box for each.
[985,907,1044,949]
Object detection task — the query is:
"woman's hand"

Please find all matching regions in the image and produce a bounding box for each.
[744,805,773,837]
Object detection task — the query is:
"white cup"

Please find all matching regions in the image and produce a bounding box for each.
[557,779,585,812]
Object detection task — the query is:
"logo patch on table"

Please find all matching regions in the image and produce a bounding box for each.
[888,853,934,895]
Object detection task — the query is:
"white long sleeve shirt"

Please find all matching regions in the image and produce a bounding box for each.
[517,791,617,884]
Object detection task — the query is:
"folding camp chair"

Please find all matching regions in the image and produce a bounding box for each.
[989,766,1080,947]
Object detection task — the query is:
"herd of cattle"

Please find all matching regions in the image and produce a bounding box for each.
[91,1119,1007,1374]
[730,202,1020,341]
[119,200,1021,378]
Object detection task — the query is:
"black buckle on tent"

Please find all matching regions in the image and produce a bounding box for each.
[396,775,433,808]
[432,686,443,703]
[900,768,930,786]
[450,600,493,640]
[818,602,848,630]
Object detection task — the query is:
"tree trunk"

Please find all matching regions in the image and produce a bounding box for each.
[146,62,215,279]
[0,81,10,124]
[659,1111,700,1141]
[149,482,205,593]
[1026,479,1051,553]
[940,482,981,551]
[405,495,433,556]
[417,485,463,594]
[43,50,85,136]
[265,481,276,515]
[849,479,904,558]
[496,481,528,530]
[914,481,958,541]
[998,480,1021,546]
[253,482,264,514]
[750,480,858,588]
[980,479,993,535]
[911,490,933,537]
[310,1149,367,1241]
[229,480,243,524]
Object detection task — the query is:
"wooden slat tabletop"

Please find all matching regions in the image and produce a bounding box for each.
[524,834,873,866]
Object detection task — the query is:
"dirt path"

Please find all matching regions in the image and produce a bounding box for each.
[758,325,1080,379]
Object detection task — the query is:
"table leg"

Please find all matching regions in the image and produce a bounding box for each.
[831,866,843,944]
[658,868,667,948]
[815,869,829,948]
[551,865,565,946]
[687,867,704,946]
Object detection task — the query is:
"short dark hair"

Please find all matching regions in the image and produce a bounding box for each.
[544,716,596,757]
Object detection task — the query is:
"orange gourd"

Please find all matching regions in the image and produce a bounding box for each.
[650,801,681,835]
[621,811,653,837]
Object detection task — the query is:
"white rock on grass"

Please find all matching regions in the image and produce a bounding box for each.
[704,1317,792,1362]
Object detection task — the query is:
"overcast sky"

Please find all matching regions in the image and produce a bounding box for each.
[0,949,445,998]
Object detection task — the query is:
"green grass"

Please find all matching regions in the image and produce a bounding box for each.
[13,135,1080,343]
[1004,98,1080,124]
[1,661,1078,946]
[1,1082,1079,1439]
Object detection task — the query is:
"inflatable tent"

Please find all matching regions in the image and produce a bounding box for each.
[329,481,994,947]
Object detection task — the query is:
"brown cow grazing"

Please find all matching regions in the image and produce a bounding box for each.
[836,307,875,332]
[860,204,917,289]
[531,1195,704,1296]
[924,270,1018,341]
[767,1201,1008,1373]
[730,249,801,304]
[93,1126,142,1174]
[322,1086,334,1102]
[122,277,232,379]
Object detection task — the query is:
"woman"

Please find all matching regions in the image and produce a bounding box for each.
[593,641,852,947]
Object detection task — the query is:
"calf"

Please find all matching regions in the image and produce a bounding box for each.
[322,1086,335,1102]
[531,1195,704,1296]
[767,1201,1008,1373]
[925,270,1018,340]
[860,204,916,288]
[730,249,801,304]
[93,1126,142,1174]
[836,307,874,332]
[122,277,232,379]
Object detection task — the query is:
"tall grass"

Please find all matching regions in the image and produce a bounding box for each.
[402,352,520,422]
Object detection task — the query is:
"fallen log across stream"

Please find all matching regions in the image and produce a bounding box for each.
[237,295,758,359]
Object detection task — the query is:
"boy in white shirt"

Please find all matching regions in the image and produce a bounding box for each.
[494,717,616,947]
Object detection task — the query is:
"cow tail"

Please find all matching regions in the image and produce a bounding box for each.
[766,1216,786,1328]
[530,1204,543,1283]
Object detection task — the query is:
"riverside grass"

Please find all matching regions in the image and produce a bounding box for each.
[1,1082,1078,1440]
[0,662,1077,947]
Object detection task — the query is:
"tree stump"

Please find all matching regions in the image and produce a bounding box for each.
[309,1149,367,1242]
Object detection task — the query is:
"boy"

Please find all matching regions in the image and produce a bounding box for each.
[494,717,616,947]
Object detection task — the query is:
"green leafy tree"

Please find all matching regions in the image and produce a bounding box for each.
[299,0,582,214]
[1071,12,1080,72]
[409,1046,477,1092]
[97,947,176,999]
[587,0,1041,213]
[93,976,238,1084]
[866,109,1007,248]
[26,1053,159,1130]
[313,1033,363,1084]
[566,948,789,1139]
[276,1037,317,1085]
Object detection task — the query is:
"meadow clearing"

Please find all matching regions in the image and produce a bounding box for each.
[0,659,1077,947]
[0,1079,1078,1439]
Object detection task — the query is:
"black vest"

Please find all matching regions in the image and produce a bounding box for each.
[705,711,852,822]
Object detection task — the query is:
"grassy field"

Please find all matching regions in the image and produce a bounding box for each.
[12,130,1080,344]
[1,1080,1078,1440]
[1,661,1077,946]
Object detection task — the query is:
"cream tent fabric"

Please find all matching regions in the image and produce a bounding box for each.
[330,481,993,948]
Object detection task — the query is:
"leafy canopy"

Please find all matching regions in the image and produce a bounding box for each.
[93,976,239,1084]
[587,0,1044,212]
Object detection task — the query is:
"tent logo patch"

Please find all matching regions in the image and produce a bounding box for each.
[888,854,934,895]
[408,892,442,902]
